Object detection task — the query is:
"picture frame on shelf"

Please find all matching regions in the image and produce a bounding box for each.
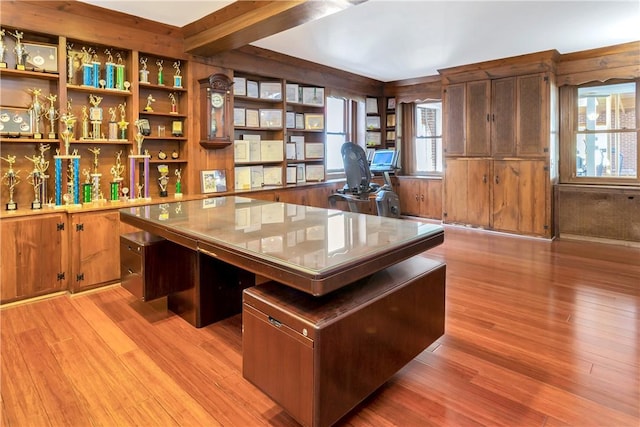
[286,111,295,129]
[295,113,305,129]
[246,80,259,98]
[386,131,396,141]
[246,109,260,127]
[386,113,396,127]
[23,42,58,73]
[366,116,381,130]
[366,131,382,146]
[365,97,378,114]
[201,169,227,193]
[0,107,33,136]
[304,113,324,130]
[233,77,247,96]
[387,97,396,110]
[302,87,324,106]
[305,143,324,159]
[259,82,282,100]
[259,109,283,128]
[286,84,299,103]
[234,108,246,127]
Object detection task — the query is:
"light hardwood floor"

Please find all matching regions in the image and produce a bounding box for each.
[1,226,639,426]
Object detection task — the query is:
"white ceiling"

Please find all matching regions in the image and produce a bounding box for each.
[79,0,640,82]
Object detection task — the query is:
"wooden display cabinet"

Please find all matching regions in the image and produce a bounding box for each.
[0,213,68,303]
[397,176,442,219]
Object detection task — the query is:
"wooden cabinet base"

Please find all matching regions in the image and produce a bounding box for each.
[242,256,446,427]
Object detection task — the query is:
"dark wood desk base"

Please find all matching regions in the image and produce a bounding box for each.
[242,256,446,427]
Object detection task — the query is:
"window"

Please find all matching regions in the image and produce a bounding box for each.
[415,102,443,173]
[574,81,638,182]
[326,96,347,173]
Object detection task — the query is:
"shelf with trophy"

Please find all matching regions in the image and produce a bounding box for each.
[137,55,187,199]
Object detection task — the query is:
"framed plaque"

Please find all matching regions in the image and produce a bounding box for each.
[23,42,58,73]
[304,113,324,130]
[302,87,324,106]
[259,109,283,128]
[0,107,32,136]
[259,82,282,100]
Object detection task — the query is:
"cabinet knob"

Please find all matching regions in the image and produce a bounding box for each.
[482,174,487,183]
[495,175,500,184]
[421,194,424,202]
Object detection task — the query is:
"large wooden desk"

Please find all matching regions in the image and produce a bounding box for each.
[119,196,444,327]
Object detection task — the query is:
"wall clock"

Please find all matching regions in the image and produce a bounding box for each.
[200,73,234,149]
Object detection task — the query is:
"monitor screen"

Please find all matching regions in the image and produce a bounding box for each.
[370,149,396,172]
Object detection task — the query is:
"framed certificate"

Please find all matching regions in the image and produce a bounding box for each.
[246,109,260,127]
[259,109,283,128]
[234,108,246,127]
[304,113,324,130]
[260,82,282,100]
[366,116,381,130]
[246,80,259,98]
[286,84,299,103]
[305,143,324,159]
[305,164,325,181]
[302,87,324,106]
[233,77,247,96]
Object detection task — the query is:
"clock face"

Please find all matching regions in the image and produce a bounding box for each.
[211,92,224,108]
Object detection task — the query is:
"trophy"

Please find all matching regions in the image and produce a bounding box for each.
[139,56,149,84]
[81,47,93,86]
[156,59,164,85]
[115,52,125,90]
[28,88,44,139]
[143,94,155,112]
[117,102,128,140]
[174,167,183,199]
[37,144,51,204]
[104,49,115,89]
[25,153,48,209]
[60,104,77,154]
[0,29,7,68]
[1,155,21,210]
[88,146,103,201]
[66,43,78,84]
[157,164,169,197]
[54,146,80,206]
[129,119,151,200]
[134,119,146,155]
[173,60,182,88]
[109,150,125,201]
[88,94,104,139]
[45,94,59,139]
[81,168,92,203]
[169,92,178,114]
[11,30,28,70]
[91,50,101,88]
[107,107,118,140]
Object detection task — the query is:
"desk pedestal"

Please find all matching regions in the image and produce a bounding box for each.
[242,256,446,427]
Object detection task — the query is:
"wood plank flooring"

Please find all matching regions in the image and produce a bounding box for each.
[1,226,639,426]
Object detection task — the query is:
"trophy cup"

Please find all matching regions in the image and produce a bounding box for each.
[81,47,93,86]
[169,92,178,115]
[129,119,151,200]
[0,29,7,69]
[28,88,44,139]
[139,57,149,84]
[66,43,77,84]
[115,52,125,90]
[109,150,125,201]
[45,94,59,139]
[60,107,77,154]
[25,154,47,209]
[104,49,115,89]
[81,168,92,203]
[80,106,90,140]
[91,51,101,88]
[88,94,104,139]
[88,147,103,202]
[157,164,169,197]
[11,30,28,70]
[156,59,164,86]
[1,155,21,210]
[143,94,155,112]
[107,107,118,140]
[173,60,182,88]
[37,143,51,204]
[117,103,128,140]
[174,167,183,199]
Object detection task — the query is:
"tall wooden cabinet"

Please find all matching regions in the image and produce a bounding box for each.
[440,52,557,238]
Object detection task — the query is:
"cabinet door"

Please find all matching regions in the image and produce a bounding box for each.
[493,160,548,235]
[443,160,468,224]
[1,214,67,303]
[443,84,465,156]
[517,74,547,156]
[420,179,442,220]
[466,80,491,156]
[70,210,121,292]
[398,177,421,216]
[491,77,517,156]
[466,159,491,227]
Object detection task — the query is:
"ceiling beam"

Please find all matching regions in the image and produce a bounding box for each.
[183,0,365,57]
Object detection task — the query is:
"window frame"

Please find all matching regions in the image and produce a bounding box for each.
[560,79,639,186]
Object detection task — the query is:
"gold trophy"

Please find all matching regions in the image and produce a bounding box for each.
[25,153,48,209]
[109,150,125,201]
[173,60,182,88]
[1,155,21,210]
[169,92,178,114]
[157,164,169,197]
[174,167,183,199]
[45,93,59,139]
[11,30,28,70]
[117,102,128,140]
[88,146,103,201]
[80,106,90,140]
[0,29,7,68]
[143,94,155,112]
[107,107,118,140]
[28,88,44,139]
[88,94,104,139]
[156,59,164,86]
[139,56,149,84]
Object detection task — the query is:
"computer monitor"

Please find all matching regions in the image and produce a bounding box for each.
[369,149,397,173]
